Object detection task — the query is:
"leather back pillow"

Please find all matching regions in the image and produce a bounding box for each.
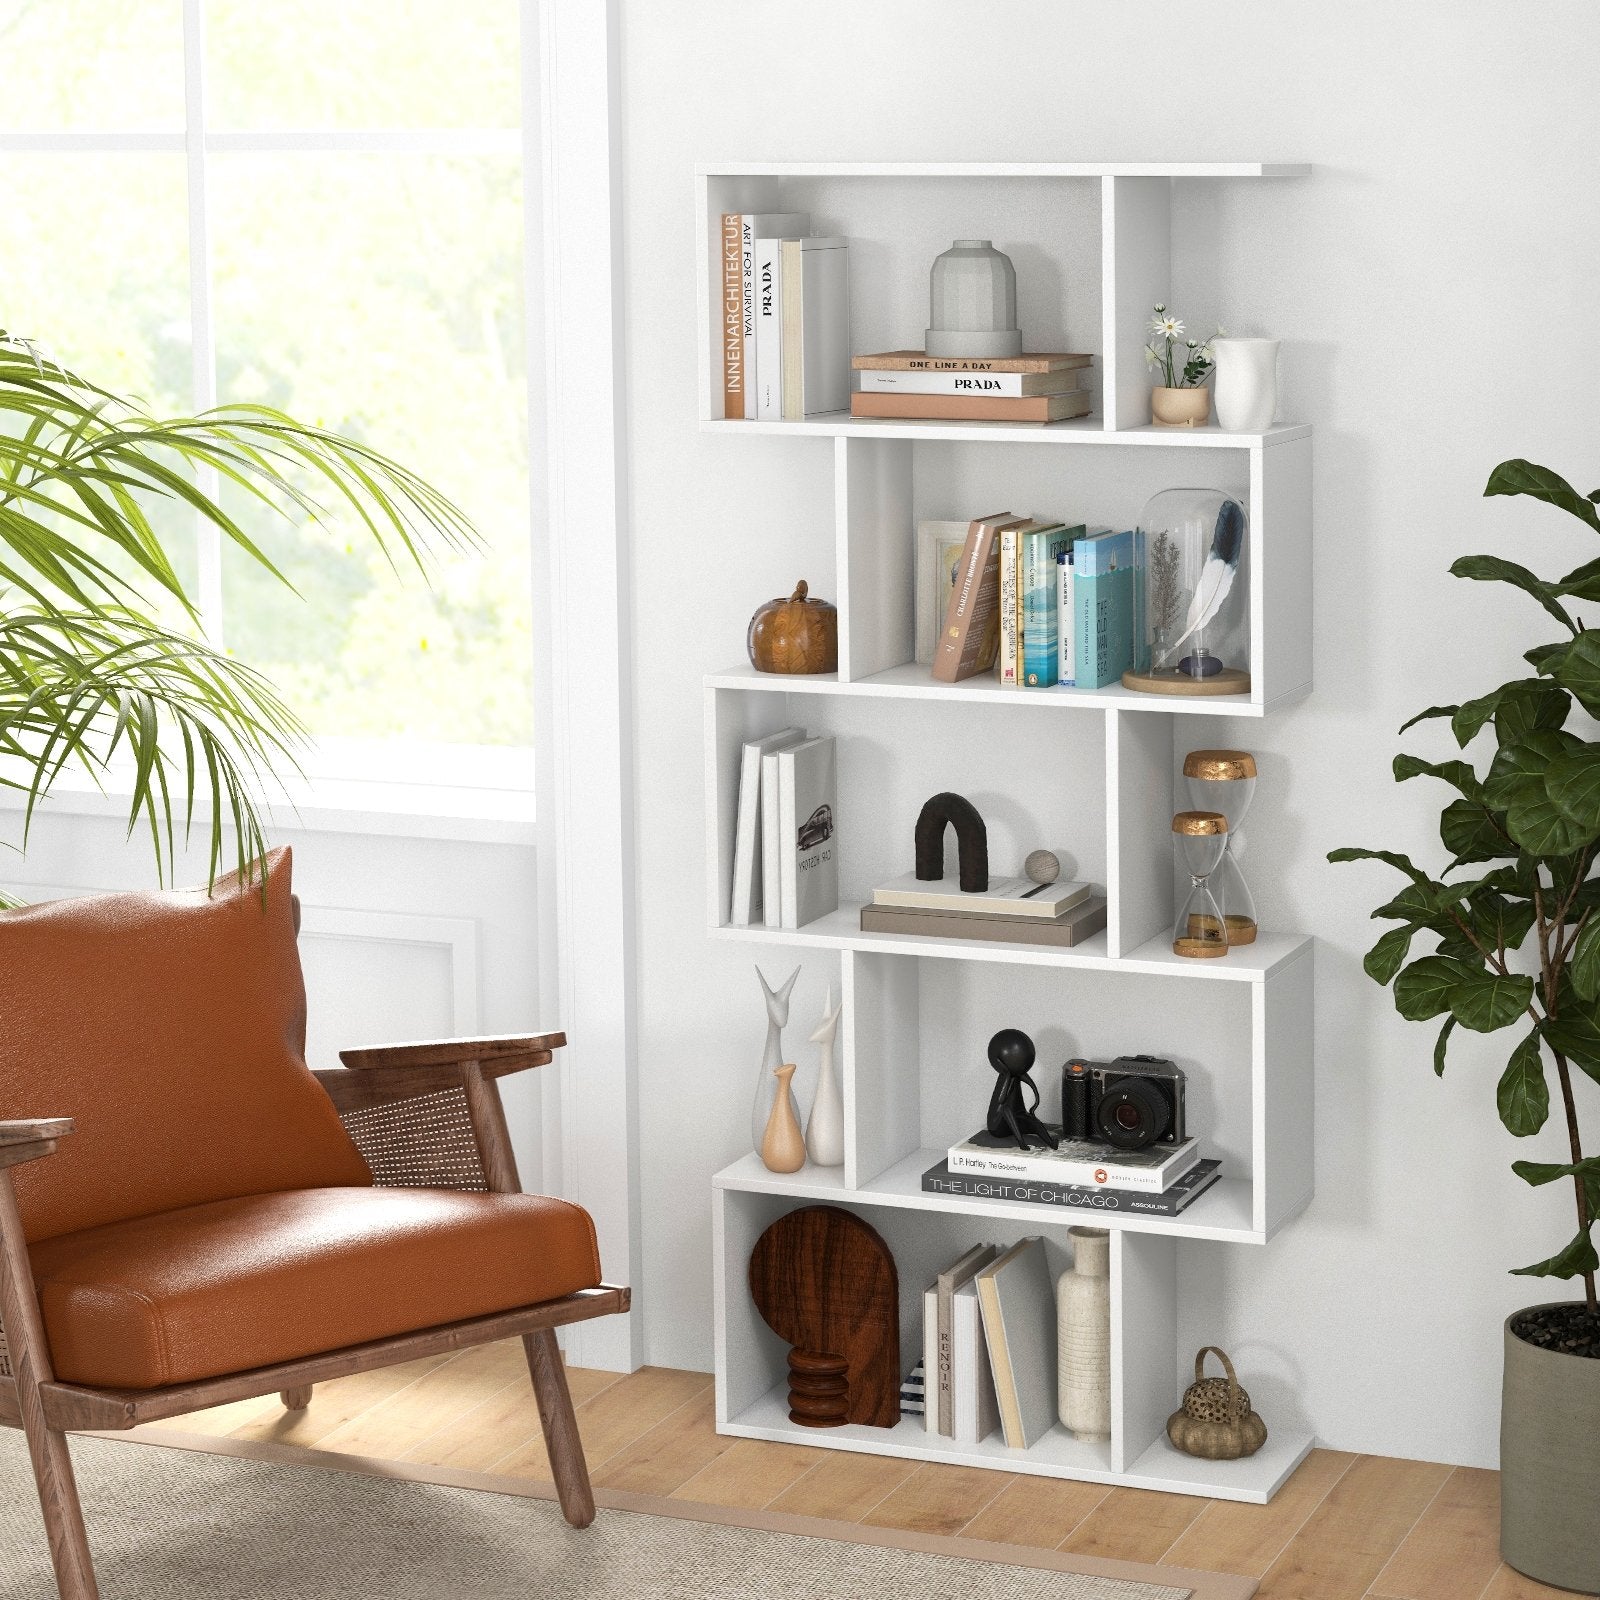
[0,847,371,1242]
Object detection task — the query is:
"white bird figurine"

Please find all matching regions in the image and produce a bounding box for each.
[805,984,845,1167]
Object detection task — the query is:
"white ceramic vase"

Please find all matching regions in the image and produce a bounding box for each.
[1212,338,1279,432]
[1057,1227,1111,1442]
[925,239,1023,359]
[805,985,845,1167]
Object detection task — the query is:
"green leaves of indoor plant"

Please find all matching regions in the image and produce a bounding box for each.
[1332,458,1600,1310]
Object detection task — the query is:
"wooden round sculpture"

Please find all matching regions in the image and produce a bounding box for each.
[747,580,839,674]
[748,1205,900,1429]
[1167,1346,1268,1460]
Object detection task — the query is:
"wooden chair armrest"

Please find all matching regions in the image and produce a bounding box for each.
[0,1118,73,1171]
[338,1033,565,1074]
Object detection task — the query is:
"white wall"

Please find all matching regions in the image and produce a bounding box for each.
[619,0,1600,1467]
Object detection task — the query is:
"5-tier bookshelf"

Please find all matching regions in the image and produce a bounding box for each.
[700,162,1314,1503]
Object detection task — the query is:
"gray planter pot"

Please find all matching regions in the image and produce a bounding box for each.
[1500,1303,1600,1593]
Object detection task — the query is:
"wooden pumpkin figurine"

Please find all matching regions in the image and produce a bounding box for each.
[1167,1346,1268,1460]
[747,580,838,675]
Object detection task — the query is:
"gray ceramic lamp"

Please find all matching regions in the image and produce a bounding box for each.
[925,239,1023,358]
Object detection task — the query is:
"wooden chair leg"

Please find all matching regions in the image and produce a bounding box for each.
[523,1328,595,1528]
[280,1385,313,1410]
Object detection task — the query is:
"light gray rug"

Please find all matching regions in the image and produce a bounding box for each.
[0,1432,1200,1600]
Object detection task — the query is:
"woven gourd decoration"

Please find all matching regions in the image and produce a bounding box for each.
[1167,1346,1268,1460]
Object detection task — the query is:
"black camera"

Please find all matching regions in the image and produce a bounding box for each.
[1061,1055,1187,1151]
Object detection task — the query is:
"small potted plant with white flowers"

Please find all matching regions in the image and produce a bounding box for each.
[1146,305,1221,427]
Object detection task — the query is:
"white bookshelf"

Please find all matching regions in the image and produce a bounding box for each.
[703,160,1315,1503]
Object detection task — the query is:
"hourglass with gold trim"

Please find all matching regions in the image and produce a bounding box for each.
[1172,811,1230,958]
[1183,749,1258,945]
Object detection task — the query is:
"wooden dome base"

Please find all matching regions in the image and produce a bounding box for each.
[1122,666,1252,697]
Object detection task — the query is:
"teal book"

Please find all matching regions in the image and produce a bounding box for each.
[1131,527,1150,673]
[1021,522,1081,687]
[1074,529,1136,688]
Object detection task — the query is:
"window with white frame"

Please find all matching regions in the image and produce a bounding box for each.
[0,0,534,791]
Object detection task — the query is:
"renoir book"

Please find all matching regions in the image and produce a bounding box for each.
[1074,528,1137,689]
[853,350,1093,374]
[923,1243,997,1437]
[720,211,807,419]
[931,512,1015,682]
[775,735,837,928]
[781,237,850,420]
[975,1238,1057,1450]
[949,1132,1201,1193]
[922,1157,1223,1217]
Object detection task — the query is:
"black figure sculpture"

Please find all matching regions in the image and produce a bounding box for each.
[985,1028,1059,1151]
[914,792,988,892]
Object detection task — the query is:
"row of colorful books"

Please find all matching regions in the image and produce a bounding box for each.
[851,349,1094,424]
[718,211,850,421]
[928,512,1146,689]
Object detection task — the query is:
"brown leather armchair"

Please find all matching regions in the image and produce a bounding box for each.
[0,848,629,1600]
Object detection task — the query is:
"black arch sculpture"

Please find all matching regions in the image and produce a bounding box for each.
[913,792,989,893]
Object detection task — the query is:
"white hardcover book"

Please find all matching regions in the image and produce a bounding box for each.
[976,1238,1058,1450]
[781,238,850,420]
[740,213,808,420]
[952,1279,1001,1445]
[754,238,785,420]
[776,735,837,928]
[858,370,1084,398]
[760,749,785,928]
[998,522,1021,687]
[922,1285,940,1437]
[1057,550,1076,687]
[948,1134,1202,1193]
[871,872,1090,919]
[729,727,806,926]
[915,520,970,665]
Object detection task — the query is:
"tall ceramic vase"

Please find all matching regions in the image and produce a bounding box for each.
[1212,338,1279,432]
[760,1064,807,1173]
[1057,1227,1111,1442]
[752,964,801,1152]
[805,985,845,1167]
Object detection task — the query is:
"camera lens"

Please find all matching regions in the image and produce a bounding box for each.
[1094,1076,1171,1151]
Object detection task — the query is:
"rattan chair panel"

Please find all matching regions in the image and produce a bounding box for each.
[336,1087,489,1192]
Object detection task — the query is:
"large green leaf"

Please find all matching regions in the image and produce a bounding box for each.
[1450,680,1570,747]
[1502,779,1600,858]
[1433,1016,1456,1076]
[1571,918,1600,1001]
[1512,1156,1600,1218]
[1364,925,1415,984]
[1541,1009,1600,1088]
[1394,753,1484,802]
[1525,641,1569,674]
[1398,704,1459,735]
[1483,730,1580,809]
[1553,630,1600,718]
[1544,744,1600,829]
[1440,798,1514,863]
[1557,554,1600,602]
[1394,954,1479,1021]
[1497,1033,1549,1136]
[1510,1226,1600,1280]
[1450,554,1576,632]
[1371,881,1452,926]
[1485,458,1600,533]
[1450,969,1535,1033]
[1327,847,1437,887]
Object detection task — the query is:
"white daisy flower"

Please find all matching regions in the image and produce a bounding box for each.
[1148,312,1184,341]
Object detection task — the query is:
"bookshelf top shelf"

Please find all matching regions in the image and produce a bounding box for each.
[700,416,1311,449]
[699,161,1311,180]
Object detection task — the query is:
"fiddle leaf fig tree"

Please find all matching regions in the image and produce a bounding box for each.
[1331,459,1600,1315]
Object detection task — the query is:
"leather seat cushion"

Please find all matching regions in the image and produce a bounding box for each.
[30,1186,602,1389]
[0,847,372,1244]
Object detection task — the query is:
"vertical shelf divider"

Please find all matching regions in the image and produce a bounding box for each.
[837,435,915,682]
[1110,1230,1179,1474]
[1105,709,1176,957]
[844,950,921,1191]
[1101,175,1172,431]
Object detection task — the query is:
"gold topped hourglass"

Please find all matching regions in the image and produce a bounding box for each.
[1183,749,1258,946]
[1172,810,1230,958]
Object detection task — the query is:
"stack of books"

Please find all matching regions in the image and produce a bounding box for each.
[719,212,851,421]
[861,870,1107,949]
[727,729,838,929]
[850,350,1093,424]
[925,1131,1221,1218]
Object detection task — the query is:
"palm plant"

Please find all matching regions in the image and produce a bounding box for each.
[0,330,476,894]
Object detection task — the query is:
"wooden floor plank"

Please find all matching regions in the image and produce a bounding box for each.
[1477,1564,1599,1600]
[490,1365,710,1480]
[403,1362,619,1472]
[1367,1466,1503,1600]
[669,1435,827,1510]
[1164,1447,1356,1577]
[1254,1454,1451,1600]
[860,1462,1014,1537]
[764,1450,920,1521]
[958,1474,1110,1548]
[1059,1485,1209,1564]
[591,1387,733,1495]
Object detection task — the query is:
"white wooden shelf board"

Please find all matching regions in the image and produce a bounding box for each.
[699,162,1311,180]
[706,661,1275,717]
[710,905,1312,984]
[701,415,1311,449]
[714,1152,1274,1245]
[720,1382,1312,1504]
